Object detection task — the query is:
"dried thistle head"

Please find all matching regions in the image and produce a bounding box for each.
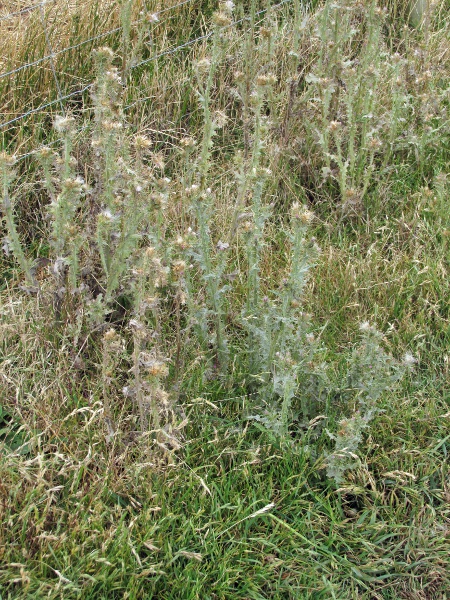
[172,260,186,278]
[221,0,234,13]
[93,46,115,70]
[0,151,16,173]
[134,135,152,151]
[212,11,232,27]
[196,58,211,74]
[36,146,56,163]
[255,73,277,87]
[179,137,196,150]
[53,115,76,134]
[214,110,228,129]
[328,120,342,132]
[291,202,314,224]
[145,360,169,378]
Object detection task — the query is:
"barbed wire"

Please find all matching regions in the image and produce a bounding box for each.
[4,0,294,156]
[0,0,194,23]
[0,0,197,81]
[0,0,56,22]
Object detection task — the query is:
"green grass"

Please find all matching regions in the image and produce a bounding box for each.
[1,387,449,599]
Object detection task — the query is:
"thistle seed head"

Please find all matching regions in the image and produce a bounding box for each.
[196,58,211,74]
[54,115,76,133]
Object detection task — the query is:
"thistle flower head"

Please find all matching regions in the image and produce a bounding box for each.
[402,353,417,367]
[212,11,232,27]
[291,202,314,223]
[172,260,186,277]
[54,115,76,133]
[221,0,235,13]
[216,240,230,251]
[36,146,55,161]
[255,73,277,87]
[103,328,118,341]
[0,151,16,169]
[180,137,196,149]
[134,135,152,151]
[196,58,211,74]
[328,120,342,132]
[214,110,228,129]
[62,177,84,193]
[145,360,169,378]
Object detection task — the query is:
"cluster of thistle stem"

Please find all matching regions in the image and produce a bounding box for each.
[242,200,322,435]
[120,0,159,82]
[32,47,143,314]
[36,116,86,317]
[34,46,171,436]
[128,247,170,434]
[301,0,408,212]
[90,47,146,307]
[180,4,326,433]
[181,2,236,373]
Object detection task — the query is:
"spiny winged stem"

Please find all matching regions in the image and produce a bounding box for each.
[315,0,342,172]
[241,0,258,159]
[101,328,122,439]
[380,53,405,174]
[234,77,273,375]
[275,205,319,431]
[196,38,220,188]
[92,48,144,304]
[130,247,169,433]
[120,2,159,81]
[277,205,317,349]
[40,116,85,299]
[190,7,233,372]
[259,9,278,120]
[0,152,34,287]
[172,258,188,385]
[244,167,271,377]
[92,49,122,279]
[227,68,274,246]
[279,0,304,149]
[349,2,383,193]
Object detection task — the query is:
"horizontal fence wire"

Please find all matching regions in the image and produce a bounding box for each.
[0,0,196,81]
[0,0,57,21]
[2,0,294,159]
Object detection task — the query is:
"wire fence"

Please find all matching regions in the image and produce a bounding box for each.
[0,0,294,160]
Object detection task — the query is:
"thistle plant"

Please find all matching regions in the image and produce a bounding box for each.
[185,2,235,372]
[243,201,322,434]
[326,323,408,483]
[0,0,418,475]
[91,48,143,304]
[0,152,34,288]
[37,117,86,313]
[128,246,169,433]
[299,0,409,211]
